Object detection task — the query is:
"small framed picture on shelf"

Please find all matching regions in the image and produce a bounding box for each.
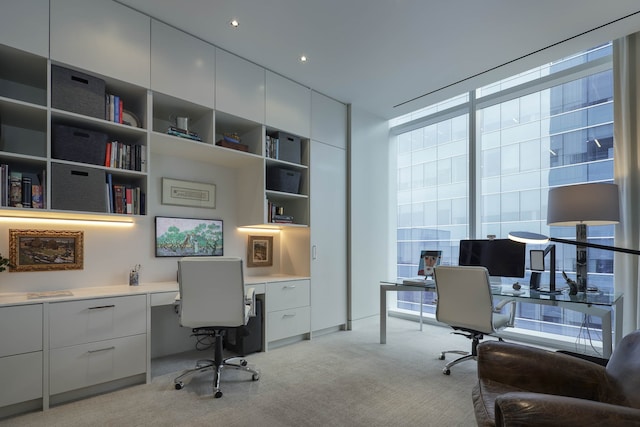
[9,229,84,272]
[247,235,273,268]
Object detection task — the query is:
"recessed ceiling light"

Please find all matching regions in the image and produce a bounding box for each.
[299,55,308,63]
[230,19,239,28]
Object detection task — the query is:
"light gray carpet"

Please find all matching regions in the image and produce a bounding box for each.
[5,318,485,427]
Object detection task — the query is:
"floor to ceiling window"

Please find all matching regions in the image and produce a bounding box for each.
[391,43,614,345]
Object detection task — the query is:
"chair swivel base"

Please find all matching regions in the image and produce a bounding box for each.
[438,350,476,375]
[174,356,260,398]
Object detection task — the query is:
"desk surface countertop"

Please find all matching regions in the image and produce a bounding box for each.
[0,274,309,307]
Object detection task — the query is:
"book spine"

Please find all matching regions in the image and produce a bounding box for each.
[119,98,123,124]
[114,95,120,123]
[9,171,22,207]
[21,176,32,208]
[31,185,43,209]
[105,142,112,167]
[125,187,133,214]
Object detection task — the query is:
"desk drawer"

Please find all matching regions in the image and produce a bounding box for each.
[49,333,146,395]
[0,304,43,357]
[150,291,179,307]
[266,280,310,312]
[0,351,43,407]
[267,306,310,342]
[49,295,146,348]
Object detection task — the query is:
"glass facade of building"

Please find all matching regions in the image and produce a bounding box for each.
[392,44,614,340]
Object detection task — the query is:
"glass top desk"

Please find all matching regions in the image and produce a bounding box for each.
[379,279,623,358]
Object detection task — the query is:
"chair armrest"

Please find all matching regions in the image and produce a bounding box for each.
[493,298,516,327]
[477,341,607,399]
[495,392,640,427]
[245,287,256,317]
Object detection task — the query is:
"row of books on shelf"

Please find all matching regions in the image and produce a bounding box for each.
[166,126,202,142]
[1,167,45,209]
[104,141,146,172]
[105,174,144,215]
[106,94,124,124]
[265,135,281,159]
[267,201,294,223]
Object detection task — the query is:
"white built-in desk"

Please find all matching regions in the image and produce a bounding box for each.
[0,275,309,417]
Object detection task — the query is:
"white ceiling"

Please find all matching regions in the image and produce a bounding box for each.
[116,0,640,120]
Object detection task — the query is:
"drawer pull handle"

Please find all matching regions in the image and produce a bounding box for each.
[88,346,115,353]
[283,313,296,318]
[283,285,296,290]
[88,304,115,310]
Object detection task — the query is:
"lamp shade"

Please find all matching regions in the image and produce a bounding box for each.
[547,183,620,226]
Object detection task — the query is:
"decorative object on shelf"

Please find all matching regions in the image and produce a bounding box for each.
[161,178,216,209]
[154,216,223,257]
[166,125,202,141]
[216,132,248,152]
[247,235,273,267]
[9,229,84,272]
[122,110,140,128]
[129,264,140,286]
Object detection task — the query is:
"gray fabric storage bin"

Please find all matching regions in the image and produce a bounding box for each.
[51,65,106,119]
[52,124,108,166]
[267,167,301,194]
[51,163,107,213]
[275,132,301,164]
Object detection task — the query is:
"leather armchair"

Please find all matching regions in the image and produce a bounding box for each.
[472,330,640,426]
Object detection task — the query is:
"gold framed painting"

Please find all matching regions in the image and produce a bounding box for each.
[247,235,273,267]
[9,229,84,272]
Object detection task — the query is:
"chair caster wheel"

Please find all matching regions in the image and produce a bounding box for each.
[443,369,451,375]
[175,382,184,390]
[241,360,248,367]
[252,373,260,381]
[438,353,445,360]
[214,390,223,398]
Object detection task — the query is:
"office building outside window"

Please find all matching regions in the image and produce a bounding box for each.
[391,43,614,342]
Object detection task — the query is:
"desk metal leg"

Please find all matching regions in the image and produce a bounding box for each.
[419,291,423,331]
[380,286,387,344]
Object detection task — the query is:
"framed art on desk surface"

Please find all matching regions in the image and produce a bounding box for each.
[9,229,84,272]
[247,235,273,267]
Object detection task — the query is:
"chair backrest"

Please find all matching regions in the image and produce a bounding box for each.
[606,329,640,408]
[178,256,246,328]
[433,265,496,334]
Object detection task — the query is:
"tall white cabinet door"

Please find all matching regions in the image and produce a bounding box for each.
[311,140,347,331]
[50,0,151,87]
[216,49,265,123]
[311,91,347,150]
[0,0,49,56]
[266,71,311,138]
[151,20,215,108]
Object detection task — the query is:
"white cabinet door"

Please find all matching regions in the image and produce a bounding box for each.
[49,295,147,348]
[266,71,311,138]
[311,141,347,331]
[50,0,151,87]
[311,92,347,150]
[50,334,146,395]
[0,304,42,358]
[216,49,265,123]
[151,20,215,108]
[0,351,43,407]
[0,0,49,57]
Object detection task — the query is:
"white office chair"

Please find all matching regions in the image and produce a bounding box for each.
[173,256,260,398]
[433,265,516,375]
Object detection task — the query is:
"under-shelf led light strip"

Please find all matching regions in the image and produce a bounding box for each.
[0,215,134,227]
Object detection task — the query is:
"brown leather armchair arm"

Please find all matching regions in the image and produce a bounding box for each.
[477,341,607,400]
[495,392,640,427]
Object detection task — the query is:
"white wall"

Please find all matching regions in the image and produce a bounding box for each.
[348,105,393,323]
[0,152,282,293]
